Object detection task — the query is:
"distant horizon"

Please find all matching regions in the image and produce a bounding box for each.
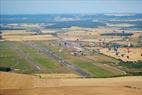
[1,13,142,15]
[1,0,142,15]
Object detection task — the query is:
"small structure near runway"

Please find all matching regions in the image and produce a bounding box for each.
[0,31,2,39]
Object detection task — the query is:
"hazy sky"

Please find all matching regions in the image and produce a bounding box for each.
[1,0,142,14]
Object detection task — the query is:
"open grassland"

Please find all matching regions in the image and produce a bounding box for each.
[34,40,125,77]
[1,40,141,77]
[0,72,142,95]
[0,41,73,74]
[0,41,33,73]
[69,58,117,77]
[15,42,71,73]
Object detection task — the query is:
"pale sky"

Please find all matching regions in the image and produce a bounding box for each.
[0,0,142,14]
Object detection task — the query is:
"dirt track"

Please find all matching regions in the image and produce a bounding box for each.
[0,72,142,95]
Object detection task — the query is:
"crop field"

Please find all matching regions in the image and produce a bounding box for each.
[0,72,142,95]
[2,30,57,41]
[100,48,142,61]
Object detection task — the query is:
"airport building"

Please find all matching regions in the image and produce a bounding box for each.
[0,31,2,39]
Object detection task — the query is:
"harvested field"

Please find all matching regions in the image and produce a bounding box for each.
[2,30,57,41]
[0,72,142,95]
[35,73,80,79]
[3,35,57,41]
[2,30,34,35]
[100,48,142,61]
[59,28,123,42]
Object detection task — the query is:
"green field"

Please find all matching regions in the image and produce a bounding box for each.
[1,40,140,77]
[16,42,72,73]
[0,41,72,74]
[0,41,33,73]
[34,40,125,77]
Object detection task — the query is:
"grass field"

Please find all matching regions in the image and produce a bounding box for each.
[0,41,72,74]
[1,40,141,77]
[17,41,74,73]
[34,40,124,77]
[0,41,33,73]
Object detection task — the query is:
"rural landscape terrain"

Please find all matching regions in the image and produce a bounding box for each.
[0,13,142,95]
[2,0,142,93]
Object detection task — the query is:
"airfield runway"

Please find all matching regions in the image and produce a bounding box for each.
[24,41,90,77]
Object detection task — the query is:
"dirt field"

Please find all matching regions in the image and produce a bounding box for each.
[59,28,125,42]
[2,30,57,41]
[100,48,142,61]
[0,72,142,95]
[35,73,80,79]
[3,35,57,41]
